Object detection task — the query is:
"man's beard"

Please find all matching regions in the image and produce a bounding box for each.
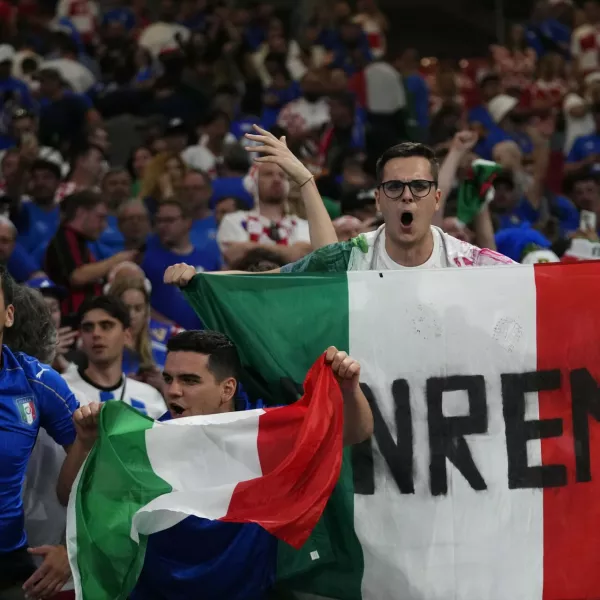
[260,194,285,205]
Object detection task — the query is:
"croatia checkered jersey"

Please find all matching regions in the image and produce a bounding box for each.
[0,346,78,554]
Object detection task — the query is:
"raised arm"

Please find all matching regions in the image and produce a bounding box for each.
[434,130,479,228]
[245,125,338,249]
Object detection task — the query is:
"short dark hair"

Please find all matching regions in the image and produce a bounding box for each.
[329,91,355,112]
[61,190,106,222]
[0,264,15,307]
[157,198,192,219]
[70,142,104,166]
[167,330,241,382]
[77,295,131,329]
[375,142,439,185]
[222,144,250,173]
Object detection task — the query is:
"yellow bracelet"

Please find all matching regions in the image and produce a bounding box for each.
[300,176,314,188]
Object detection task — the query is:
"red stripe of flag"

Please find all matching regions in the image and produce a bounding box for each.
[536,262,600,598]
[220,356,344,549]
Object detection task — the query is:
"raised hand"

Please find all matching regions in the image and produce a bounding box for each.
[245,125,314,187]
[163,263,197,287]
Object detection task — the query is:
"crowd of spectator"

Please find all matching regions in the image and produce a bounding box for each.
[3,0,600,596]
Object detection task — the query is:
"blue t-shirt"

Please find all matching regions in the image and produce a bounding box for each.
[8,243,40,282]
[495,224,551,262]
[404,73,430,132]
[0,77,35,113]
[16,202,60,266]
[467,105,496,131]
[122,319,178,375]
[131,406,277,600]
[210,178,254,209]
[189,215,220,252]
[141,237,222,330]
[89,215,125,260]
[526,18,571,58]
[0,347,78,553]
[102,7,136,31]
[567,134,600,164]
[513,194,579,236]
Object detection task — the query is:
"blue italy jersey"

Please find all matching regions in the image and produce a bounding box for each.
[131,398,277,600]
[0,347,78,553]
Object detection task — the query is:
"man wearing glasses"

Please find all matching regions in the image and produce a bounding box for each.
[163,140,514,286]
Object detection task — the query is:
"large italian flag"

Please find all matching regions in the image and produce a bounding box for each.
[66,357,343,599]
[184,262,600,600]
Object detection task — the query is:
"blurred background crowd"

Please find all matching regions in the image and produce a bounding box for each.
[0,0,599,379]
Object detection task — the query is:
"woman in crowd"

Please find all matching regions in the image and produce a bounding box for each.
[106,276,181,387]
[137,151,186,214]
[127,145,153,197]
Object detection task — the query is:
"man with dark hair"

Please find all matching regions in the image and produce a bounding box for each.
[0,265,79,599]
[44,190,138,314]
[166,140,513,283]
[58,328,373,599]
[142,200,221,330]
[55,143,105,203]
[62,296,165,419]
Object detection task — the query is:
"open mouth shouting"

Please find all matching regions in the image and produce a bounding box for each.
[168,401,188,418]
[400,211,414,229]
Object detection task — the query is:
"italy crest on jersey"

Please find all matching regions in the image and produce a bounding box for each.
[16,396,37,425]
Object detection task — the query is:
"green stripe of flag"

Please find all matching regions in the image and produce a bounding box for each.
[183,273,364,599]
[70,402,171,599]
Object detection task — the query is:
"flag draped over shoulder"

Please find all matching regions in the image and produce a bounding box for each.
[184,264,600,600]
[66,357,343,600]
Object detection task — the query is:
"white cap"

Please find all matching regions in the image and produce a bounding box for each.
[488,94,518,124]
[521,249,560,264]
[0,45,15,64]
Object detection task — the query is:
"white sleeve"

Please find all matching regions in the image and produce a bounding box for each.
[148,388,167,420]
[55,0,70,17]
[291,218,311,244]
[217,213,249,251]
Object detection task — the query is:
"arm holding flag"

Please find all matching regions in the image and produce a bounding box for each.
[57,402,102,506]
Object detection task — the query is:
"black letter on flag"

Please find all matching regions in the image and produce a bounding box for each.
[353,380,414,495]
[502,370,566,489]
[427,376,487,496]
[571,368,600,483]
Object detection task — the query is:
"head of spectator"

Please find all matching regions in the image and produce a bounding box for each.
[102,168,132,212]
[340,18,366,52]
[155,200,193,251]
[478,72,502,104]
[5,283,55,364]
[158,0,178,22]
[163,330,241,418]
[182,170,212,220]
[106,277,154,371]
[127,145,153,196]
[88,125,110,154]
[374,142,441,254]
[488,94,520,133]
[68,143,105,189]
[441,217,475,244]
[139,152,186,202]
[26,276,65,330]
[51,31,79,61]
[329,68,349,94]
[117,199,151,250]
[537,51,566,82]
[77,295,132,370]
[164,118,189,155]
[329,91,356,130]
[215,196,246,225]
[256,162,290,208]
[342,156,372,189]
[29,158,61,206]
[37,68,64,101]
[567,170,600,211]
[333,0,353,22]
[583,0,600,24]
[10,107,36,142]
[213,85,241,122]
[62,190,108,241]
[0,217,17,264]
[229,247,285,272]
[201,110,232,151]
[220,144,250,178]
[490,170,519,214]
[341,187,377,221]
[301,70,326,104]
[0,44,15,81]
[393,48,420,76]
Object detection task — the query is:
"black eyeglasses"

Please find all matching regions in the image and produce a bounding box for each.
[379,180,437,199]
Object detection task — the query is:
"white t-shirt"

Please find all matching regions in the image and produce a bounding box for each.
[373,226,448,270]
[138,22,191,57]
[217,209,310,252]
[62,367,166,420]
[571,24,600,76]
[41,58,95,94]
[563,93,595,154]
